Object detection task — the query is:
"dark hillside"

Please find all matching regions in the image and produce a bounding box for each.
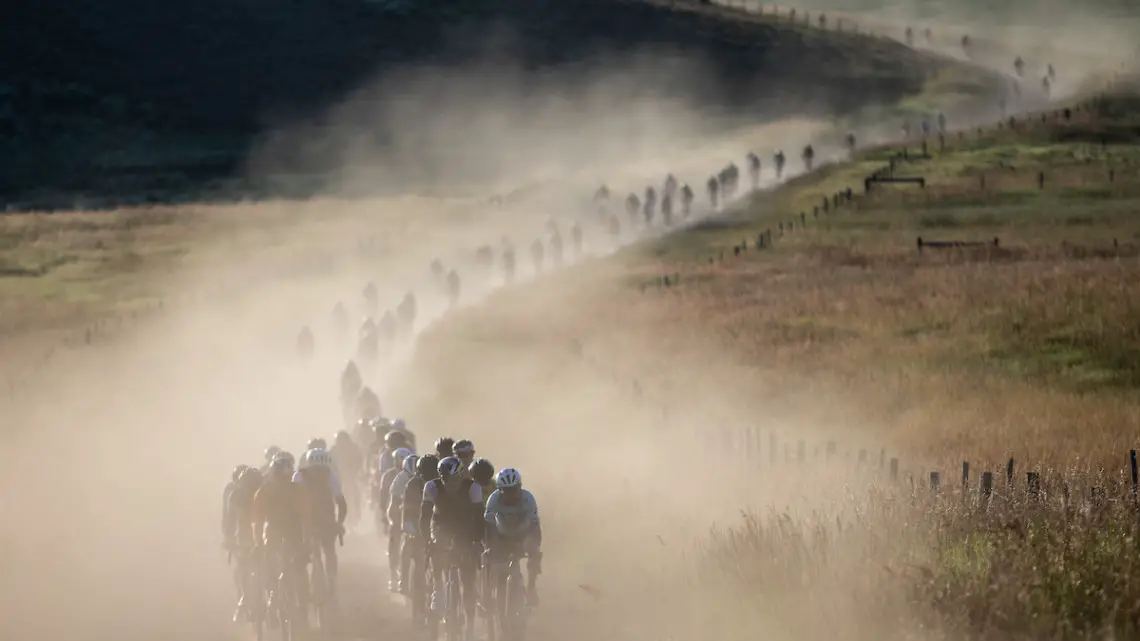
[2,0,969,207]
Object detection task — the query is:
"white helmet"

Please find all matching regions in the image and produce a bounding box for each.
[305,448,333,469]
[496,468,522,489]
[392,447,413,466]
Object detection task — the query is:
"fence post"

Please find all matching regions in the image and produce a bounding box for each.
[769,433,777,465]
[879,448,886,469]
[930,471,941,492]
[980,472,993,509]
[1027,471,1040,501]
[889,457,899,481]
[961,461,969,500]
[1131,449,1138,500]
[1006,458,1014,487]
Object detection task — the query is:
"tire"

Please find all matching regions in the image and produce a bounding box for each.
[445,567,462,641]
[504,565,526,641]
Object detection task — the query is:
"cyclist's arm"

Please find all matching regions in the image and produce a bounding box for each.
[250,487,266,545]
[420,481,437,537]
[222,483,235,540]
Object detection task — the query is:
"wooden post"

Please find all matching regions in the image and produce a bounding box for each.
[889,457,899,481]
[769,433,777,465]
[980,472,993,508]
[1006,458,1014,487]
[1131,449,1138,499]
[930,471,941,492]
[1037,171,1045,190]
[1027,471,1040,501]
[879,448,886,469]
[961,461,969,496]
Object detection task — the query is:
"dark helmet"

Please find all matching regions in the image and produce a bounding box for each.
[470,458,494,485]
[306,437,327,451]
[385,430,409,449]
[438,456,462,478]
[238,466,262,487]
[454,439,475,457]
[335,430,351,445]
[232,464,250,483]
[435,437,455,458]
[417,454,441,478]
[269,457,293,478]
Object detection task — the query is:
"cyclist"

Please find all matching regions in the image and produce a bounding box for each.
[422,456,485,640]
[373,427,414,478]
[356,386,383,424]
[453,440,476,480]
[340,361,362,423]
[294,448,349,602]
[469,459,496,506]
[484,468,542,608]
[401,454,439,609]
[435,437,455,460]
[225,467,264,622]
[352,418,375,459]
[385,452,419,591]
[375,446,412,539]
[223,465,249,546]
[260,446,281,474]
[331,430,364,524]
[252,455,309,624]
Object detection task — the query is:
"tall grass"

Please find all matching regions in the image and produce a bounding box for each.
[694,475,1140,641]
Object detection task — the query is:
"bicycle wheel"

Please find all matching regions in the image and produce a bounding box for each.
[503,563,527,641]
[445,566,462,641]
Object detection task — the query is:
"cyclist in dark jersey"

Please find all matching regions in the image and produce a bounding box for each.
[422,456,485,640]
[401,455,439,601]
[294,448,348,602]
[225,467,263,622]
[252,456,309,618]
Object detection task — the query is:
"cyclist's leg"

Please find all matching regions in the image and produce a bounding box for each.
[459,544,479,634]
[487,533,509,623]
[428,537,444,612]
[387,519,402,589]
[399,529,416,592]
[524,524,543,604]
[322,529,339,597]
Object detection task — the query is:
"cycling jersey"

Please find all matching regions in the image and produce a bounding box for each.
[293,466,346,537]
[386,469,413,525]
[401,475,428,536]
[376,467,400,518]
[484,489,539,538]
[252,477,306,546]
[422,478,484,544]
[226,477,262,549]
[330,441,363,480]
[476,481,496,507]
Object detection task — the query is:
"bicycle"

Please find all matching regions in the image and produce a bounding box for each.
[308,532,343,640]
[424,540,472,641]
[235,544,268,641]
[487,544,530,641]
[264,541,301,641]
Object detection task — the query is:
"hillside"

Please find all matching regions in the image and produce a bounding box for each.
[3,0,985,208]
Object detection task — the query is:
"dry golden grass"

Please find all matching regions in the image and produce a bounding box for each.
[394,93,1140,641]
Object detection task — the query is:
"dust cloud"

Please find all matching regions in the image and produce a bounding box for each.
[0,5,1125,641]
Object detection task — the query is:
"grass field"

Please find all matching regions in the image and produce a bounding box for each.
[395,82,1140,641]
[5,7,1138,641]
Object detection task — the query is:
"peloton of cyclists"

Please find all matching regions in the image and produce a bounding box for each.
[228,430,541,636]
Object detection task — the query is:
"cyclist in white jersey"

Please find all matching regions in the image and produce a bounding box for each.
[483,468,542,607]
